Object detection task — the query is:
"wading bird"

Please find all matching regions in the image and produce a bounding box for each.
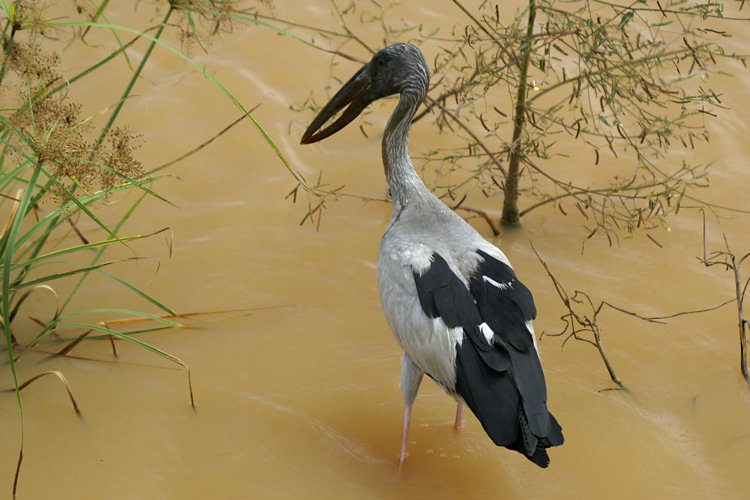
[301,43,563,471]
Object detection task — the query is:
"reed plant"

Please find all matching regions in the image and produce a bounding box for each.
[0,1,291,495]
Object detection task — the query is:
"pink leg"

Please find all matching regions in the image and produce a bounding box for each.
[454,402,464,430]
[398,403,413,474]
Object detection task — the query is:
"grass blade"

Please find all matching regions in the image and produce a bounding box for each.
[94,268,177,316]
[62,322,193,406]
[13,257,148,290]
[11,228,169,272]
[17,371,80,413]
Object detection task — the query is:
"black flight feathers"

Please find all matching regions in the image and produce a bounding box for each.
[413,252,482,329]
[412,250,563,467]
[471,249,536,352]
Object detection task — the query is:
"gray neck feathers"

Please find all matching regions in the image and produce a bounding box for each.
[382,87,428,209]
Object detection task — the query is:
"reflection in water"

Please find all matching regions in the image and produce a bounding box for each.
[2,2,750,498]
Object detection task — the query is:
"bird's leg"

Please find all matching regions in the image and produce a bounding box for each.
[398,403,412,473]
[454,402,464,430]
[399,353,423,473]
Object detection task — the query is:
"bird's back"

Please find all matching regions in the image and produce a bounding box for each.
[377,193,499,390]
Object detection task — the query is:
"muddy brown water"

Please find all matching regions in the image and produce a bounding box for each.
[2,2,750,498]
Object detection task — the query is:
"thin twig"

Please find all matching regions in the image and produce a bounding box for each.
[451,0,514,67]
[698,211,750,385]
[603,298,734,323]
[531,242,626,389]
[454,205,501,236]
[148,108,259,175]
[533,239,739,391]
[427,96,507,178]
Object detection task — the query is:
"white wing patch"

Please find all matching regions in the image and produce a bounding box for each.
[483,274,513,291]
[527,320,539,355]
[478,322,494,345]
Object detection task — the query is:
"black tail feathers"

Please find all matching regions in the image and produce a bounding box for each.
[511,407,563,468]
[454,333,564,468]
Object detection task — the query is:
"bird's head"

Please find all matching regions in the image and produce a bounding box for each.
[300,43,429,145]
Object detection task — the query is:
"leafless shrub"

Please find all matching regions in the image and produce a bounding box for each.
[698,212,750,385]
[533,243,732,390]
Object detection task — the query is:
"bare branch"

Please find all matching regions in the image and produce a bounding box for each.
[699,213,750,385]
[531,242,626,389]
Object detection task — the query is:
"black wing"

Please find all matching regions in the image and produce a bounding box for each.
[413,250,563,467]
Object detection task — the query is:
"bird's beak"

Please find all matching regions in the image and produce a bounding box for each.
[300,63,373,145]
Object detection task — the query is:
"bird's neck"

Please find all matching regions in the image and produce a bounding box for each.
[382,92,429,210]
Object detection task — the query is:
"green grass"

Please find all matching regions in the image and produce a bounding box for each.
[0,2,290,495]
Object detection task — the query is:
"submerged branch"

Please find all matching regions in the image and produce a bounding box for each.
[699,211,750,385]
[533,238,739,390]
[454,204,501,236]
[532,242,626,389]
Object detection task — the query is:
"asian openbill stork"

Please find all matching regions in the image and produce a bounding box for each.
[300,43,563,471]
